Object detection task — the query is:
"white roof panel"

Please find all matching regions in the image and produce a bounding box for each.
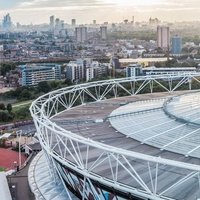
[0,172,12,200]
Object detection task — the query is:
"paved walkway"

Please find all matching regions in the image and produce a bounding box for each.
[7,154,35,200]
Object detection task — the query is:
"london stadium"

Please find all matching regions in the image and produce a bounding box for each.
[29,74,200,200]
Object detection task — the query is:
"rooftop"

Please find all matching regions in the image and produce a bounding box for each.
[51,91,200,200]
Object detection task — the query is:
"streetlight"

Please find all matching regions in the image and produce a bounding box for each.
[16,130,22,169]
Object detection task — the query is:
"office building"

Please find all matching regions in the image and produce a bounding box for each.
[55,18,61,30]
[100,26,107,40]
[2,13,12,31]
[94,63,109,78]
[157,26,170,50]
[86,67,94,82]
[50,15,55,30]
[19,63,61,86]
[112,57,121,69]
[126,64,142,77]
[71,19,76,26]
[171,36,182,54]
[60,20,65,29]
[66,59,86,82]
[131,16,135,24]
[75,27,87,43]
[66,59,109,82]
[86,61,98,82]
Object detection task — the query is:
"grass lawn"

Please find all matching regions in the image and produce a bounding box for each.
[0,167,5,172]
[13,100,33,109]
[12,101,32,121]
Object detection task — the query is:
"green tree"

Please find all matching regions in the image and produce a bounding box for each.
[0,139,6,148]
[0,111,10,122]
[0,103,6,110]
[14,106,30,120]
[49,80,60,90]
[7,103,12,113]
[19,89,32,100]
[64,78,73,86]
[37,81,51,93]
[0,167,5,171]
[0,63,16,76]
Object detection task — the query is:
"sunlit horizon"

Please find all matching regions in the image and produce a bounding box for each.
[0,0,200,24]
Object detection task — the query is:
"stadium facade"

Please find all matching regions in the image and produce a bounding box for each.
[30,73,200,200]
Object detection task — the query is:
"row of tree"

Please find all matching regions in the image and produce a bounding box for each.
[0,80,73,122]
[2,79,72,101]
[0,101,31,122]
[0,103,13,122]
[0,62,16,76]
[0,103,12,112]
[154,59,197,68]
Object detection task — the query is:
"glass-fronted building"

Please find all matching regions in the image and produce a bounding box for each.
[171,36,182,54]
[19,63,61,86]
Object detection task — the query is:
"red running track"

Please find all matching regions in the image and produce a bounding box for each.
[0,148,26,171]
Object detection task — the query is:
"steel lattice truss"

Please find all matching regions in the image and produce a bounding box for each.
[30,74,200,200]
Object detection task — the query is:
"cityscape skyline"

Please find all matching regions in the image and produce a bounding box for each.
[1,0,200,24]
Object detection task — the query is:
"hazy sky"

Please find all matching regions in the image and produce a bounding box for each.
[0,0,200,24]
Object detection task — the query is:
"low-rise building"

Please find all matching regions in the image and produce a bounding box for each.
[66,59,86,83]
[18,63,61,86]
[126,64,142,77]
[66,59,109,82]
[143,67,197,76]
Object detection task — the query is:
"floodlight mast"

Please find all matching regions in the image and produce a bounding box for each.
[16,130,22,169]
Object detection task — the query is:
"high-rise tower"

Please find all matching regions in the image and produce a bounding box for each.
[75,27,87,43]
[171,36,182,54]
[2,13,12,31]
[100,26,107,40]
[50,15,55,30]
[157,26,170,51]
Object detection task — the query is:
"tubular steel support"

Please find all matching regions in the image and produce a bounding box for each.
[30,74,200,200]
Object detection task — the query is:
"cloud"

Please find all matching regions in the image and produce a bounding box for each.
[18,0,112,8]
[1,0,200,24]
[3,0,200,11]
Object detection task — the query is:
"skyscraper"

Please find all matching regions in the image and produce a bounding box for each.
[132,16,135,24]
[157,26,170,51]
[75,27,87,43]
[55,18,60,29]
[72,19,76,26]
[100,26,107,40]
[60,20,65,29]
[50,15,55,30]
[2,13,12,31]
[171,36,182,54]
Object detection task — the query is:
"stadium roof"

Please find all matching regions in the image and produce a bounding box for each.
[109,92,200,158]
[28,152,78,200]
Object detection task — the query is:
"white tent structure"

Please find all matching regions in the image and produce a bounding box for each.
[0,133,11,139]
